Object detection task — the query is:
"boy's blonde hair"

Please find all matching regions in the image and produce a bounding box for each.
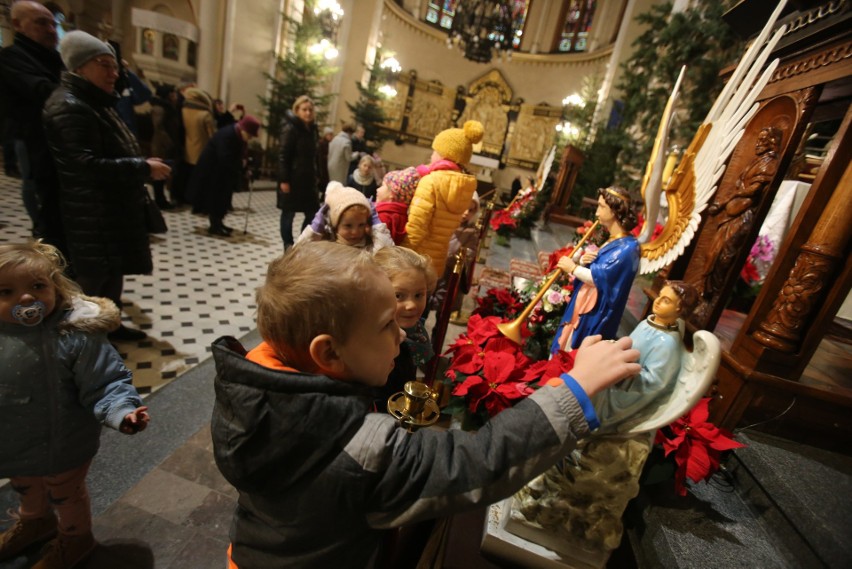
[256,241,382,366]
[373,246,437,294]
[0,241,81,310]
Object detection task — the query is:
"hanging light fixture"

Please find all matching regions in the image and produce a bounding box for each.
[447,0,515,64]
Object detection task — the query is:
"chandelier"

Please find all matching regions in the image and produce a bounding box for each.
[447,0,515,64]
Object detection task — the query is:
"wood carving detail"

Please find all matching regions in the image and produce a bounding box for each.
[753,248,837,353]
[697,127,783,313]
[769,41,852,84]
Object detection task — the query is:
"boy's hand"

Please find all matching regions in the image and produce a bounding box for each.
[556,255,577,275]
[569,336,640,397]
[120,406,150,434]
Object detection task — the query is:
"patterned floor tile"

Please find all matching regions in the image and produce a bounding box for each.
[0,174,294,393]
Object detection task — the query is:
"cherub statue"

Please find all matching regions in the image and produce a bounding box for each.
[592,280,699,434]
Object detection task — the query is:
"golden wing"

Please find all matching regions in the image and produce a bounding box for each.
[638,0,789,275]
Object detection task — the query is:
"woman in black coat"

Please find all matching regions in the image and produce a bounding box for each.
[188,116,260,236]
[42,31,170,340]
[277,95,319,248]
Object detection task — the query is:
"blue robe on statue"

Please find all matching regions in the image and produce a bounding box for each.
[592,319,682,433]
[550,235,640,353]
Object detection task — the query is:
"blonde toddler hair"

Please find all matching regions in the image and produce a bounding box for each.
[256,241,383,366]
[0,241,81,310]
[373,246,437,294]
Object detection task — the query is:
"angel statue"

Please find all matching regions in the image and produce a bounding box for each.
[592,280,700,434]
[495,2,790,566]
[550,187,640,353]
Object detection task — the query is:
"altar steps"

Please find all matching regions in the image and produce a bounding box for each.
[626,431,852,568]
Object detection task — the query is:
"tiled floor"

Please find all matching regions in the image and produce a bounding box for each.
[0,174,294,393]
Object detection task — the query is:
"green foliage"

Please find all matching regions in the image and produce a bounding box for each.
[612,0,742,189]
[556,75,603,154]
[258,2,338,147]
[346,53,396,151]
[569,126,629,215]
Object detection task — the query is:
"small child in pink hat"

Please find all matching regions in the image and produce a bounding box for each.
[375,167,420,245]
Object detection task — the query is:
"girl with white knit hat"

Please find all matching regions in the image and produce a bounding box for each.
[296,182,394,253]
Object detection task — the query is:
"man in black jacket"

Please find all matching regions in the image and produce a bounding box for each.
[0,1,66,255]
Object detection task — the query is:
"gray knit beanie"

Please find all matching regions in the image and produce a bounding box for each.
[60,31,115,72]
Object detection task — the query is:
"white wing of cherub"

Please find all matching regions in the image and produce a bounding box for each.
[617,330,722,435]
[637,0,789,274]
[536,145,557,192]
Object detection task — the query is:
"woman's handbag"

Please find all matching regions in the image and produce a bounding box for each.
[143,187,168,234]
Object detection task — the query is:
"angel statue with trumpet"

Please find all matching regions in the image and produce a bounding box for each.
[492,1,790,565]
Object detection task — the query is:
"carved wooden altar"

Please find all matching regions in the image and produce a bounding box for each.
[653,0,852,450]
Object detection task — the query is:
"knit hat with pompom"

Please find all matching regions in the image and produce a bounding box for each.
[431,120,485,165]
[325,181,372,227]
[382,167,420,205]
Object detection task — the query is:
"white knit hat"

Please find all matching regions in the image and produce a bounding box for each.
[60,31,115,72]
[325,182,372,227]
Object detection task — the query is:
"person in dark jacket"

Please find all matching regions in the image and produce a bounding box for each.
[188,115,260,236]
[149,84,181,208]
[42,31,171,342]
[211,241,641,569]
[0,1,67,255]
[277,94,320,248]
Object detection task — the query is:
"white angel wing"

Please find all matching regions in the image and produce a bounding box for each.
[637,66,686,244]
[619,330,721,435]
[639,0,789,274]
[536,145,557,192]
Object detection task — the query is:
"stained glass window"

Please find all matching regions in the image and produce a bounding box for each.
[425,0,457,30]
[424,1,529,48]
[556,0,596,53]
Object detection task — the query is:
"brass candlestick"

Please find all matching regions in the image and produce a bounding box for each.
[387,381,440,432]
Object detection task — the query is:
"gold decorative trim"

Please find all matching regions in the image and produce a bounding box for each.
[781,0,848,37]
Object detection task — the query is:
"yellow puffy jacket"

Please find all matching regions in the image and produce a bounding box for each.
[403,168,477,276]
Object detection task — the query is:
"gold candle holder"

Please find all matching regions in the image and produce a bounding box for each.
[387,380,440,432]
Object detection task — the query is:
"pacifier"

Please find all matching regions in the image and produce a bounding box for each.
[12,301,46,326]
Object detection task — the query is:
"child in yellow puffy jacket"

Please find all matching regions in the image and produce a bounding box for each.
[403,120,484,277]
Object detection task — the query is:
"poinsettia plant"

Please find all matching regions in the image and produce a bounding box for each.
[654,397,746,496]
[442,314,577,429]
[490,178,554,242]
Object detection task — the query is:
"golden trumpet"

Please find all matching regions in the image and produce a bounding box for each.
[497,220,601,344]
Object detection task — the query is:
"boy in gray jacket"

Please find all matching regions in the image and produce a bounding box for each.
[211,241,640,569]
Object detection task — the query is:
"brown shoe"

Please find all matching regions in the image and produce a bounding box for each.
[0,512,58,561]
[32,532,96,569]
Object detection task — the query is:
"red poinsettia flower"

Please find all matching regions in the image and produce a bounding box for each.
[631,213,664,241]
[740,258,760,285]
[655,398,747,496]
[524,349,577,385]
[493,288,523,314]
[490,209,519,231]
[545,245,575,273]
[448,335,523,375]
[452,351,535,417]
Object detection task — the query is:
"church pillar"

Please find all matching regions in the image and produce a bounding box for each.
[196,0,223,96]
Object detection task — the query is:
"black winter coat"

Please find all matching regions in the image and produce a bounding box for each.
[277,110,319,212]
[43,72,153,277]
[0,33,63,187]
[188,124,245,218]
